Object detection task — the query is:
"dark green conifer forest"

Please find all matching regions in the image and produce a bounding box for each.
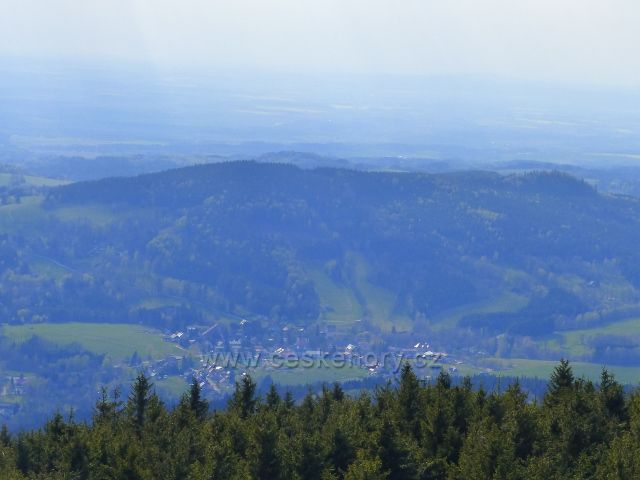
[2,361,640,479]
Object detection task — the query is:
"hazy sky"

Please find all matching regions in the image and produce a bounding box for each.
[1,0,640,86]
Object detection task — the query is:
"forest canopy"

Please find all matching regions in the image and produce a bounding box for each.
[1,361,640,479]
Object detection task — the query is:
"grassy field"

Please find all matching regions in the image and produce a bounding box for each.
[309,269,363,325]
[352,257,412,332]
[309,258,413,332]
[432,291,529,331]
[52,204,121,226]
[251,359,371,386]
[0,197,142,234]
[484,357,640,385]
[154,375,189,398]
[1,322,183,361]
[0,198,116,232]
[0,196,48,232]
[531,317,640,359]
[0,173,69,188]
[560,317,640,356]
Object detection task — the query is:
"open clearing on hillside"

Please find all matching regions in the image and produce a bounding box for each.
[52,205,119,226]
[309,257,413,332]
[0,197,148,234]
[0,196,47,232]
[309,269,363,326]
[352,257,413,332]
[432,291,529,330]
[1,322,183,361]
[559,317,640,356]
[0,173,69,188]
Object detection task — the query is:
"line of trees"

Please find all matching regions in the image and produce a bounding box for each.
[1,361,639,479]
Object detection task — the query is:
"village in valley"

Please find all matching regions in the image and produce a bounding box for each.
[0,314,467,424]
[148,319,459,398]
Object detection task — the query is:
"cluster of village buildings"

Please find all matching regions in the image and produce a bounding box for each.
[0,322,464,418]
[151,323,460,397]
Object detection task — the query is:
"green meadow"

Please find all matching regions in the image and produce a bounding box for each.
[252,362,371,386]
[309,257,413,333]
[352,256,413,332]
[560,317,640,356]
[309,269,363,326]
[0,173,69,188]
[432,291,529,330]
[1,322,183,361]
[484,357,640,385]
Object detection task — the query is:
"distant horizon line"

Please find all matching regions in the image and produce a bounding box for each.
[2,54,639,91]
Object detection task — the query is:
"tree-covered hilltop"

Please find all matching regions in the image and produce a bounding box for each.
[1,362,640,479]
[5,162,640,341]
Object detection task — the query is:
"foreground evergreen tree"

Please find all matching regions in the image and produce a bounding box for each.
[128,373,153,434]
[230,374,257,419]
[544,358,574,407]
[0,424,10,447]
[5,362,640,479]
[185,377,209,420]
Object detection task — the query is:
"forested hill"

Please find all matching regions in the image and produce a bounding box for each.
[7,161,640,431]
[2,161,639,344]
[1,362,639,479]
[48,160,599,208]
